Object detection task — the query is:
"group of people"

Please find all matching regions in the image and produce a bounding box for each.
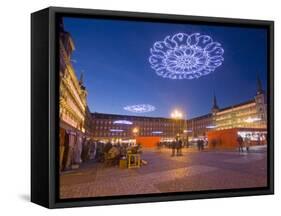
[60,133,98,172]
[158,137,208,156]
[237,134,251,153]
[95,142,142,166]
[171,139,183,156]
[197,138,206,151]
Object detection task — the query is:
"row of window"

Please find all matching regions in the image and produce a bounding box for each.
[92,124,212,132]
[94,126,182,130]
[93,119,184,125]
[94,132,179,137]
[92,118,215,132]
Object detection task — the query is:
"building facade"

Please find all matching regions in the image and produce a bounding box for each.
[90,77,267,143]
[186,113,213,138]
[212,77,267,131]
[91,113,186,142]
[59,20,88,170]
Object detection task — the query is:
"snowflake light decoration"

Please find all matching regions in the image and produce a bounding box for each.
[124,104,156,113]
[149,33,224,79]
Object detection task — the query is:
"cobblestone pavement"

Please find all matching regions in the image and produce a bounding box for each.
[60,146,267,199]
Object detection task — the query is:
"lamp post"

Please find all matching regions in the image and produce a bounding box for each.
[183,112,188,143]
[171,109,183,138]
[132,127,139,145]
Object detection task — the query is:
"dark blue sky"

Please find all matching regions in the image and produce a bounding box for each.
[63,17,267,119]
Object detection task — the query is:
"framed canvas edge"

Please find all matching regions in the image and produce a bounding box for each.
[43,6,274,209]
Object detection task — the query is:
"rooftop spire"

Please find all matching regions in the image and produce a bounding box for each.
[257,74,264,95]
[79,71,84,85]
[212,91,219,112]
[213,93,218,108]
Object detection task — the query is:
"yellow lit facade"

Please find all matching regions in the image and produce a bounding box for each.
[59,20,88,171]
[59,24,87,133]
[213,82,267,131]
[184,78,267,138]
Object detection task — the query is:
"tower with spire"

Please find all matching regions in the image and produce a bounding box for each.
[79,71,88,105]
[256,74,265,95]
[255,74,267,126]
[211,92,219,114]
[79,72,84,87]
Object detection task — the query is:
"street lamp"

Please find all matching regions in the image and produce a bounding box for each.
[171,109,183,138]
[132,127,139,146]
[132,127,139,134]
[171,109,183,119]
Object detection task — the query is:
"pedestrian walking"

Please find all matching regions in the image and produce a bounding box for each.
[204,139,208,149]
[245,134,251,152]
[257,134,261,145]
[237,135,244,152]
[177,139,183,156]
[201,139,205,151]
[197,139,204,151]
[186,140,190,148]
[171,140,176,156]
[197,139,201,151]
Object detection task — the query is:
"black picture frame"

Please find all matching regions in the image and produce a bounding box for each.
[31,6,274,208]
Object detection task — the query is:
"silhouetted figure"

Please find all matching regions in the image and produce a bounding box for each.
[171,140,176,156]
[197,139,204,151]
[257,134,261,145]
[237,135,244,152]
[202,139,205,150]
[204,139,208,149]
[245,134,251,152]
[186,140,190,148]
[177,139,183,156]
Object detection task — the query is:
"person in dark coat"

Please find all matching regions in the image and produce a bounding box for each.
[177,139,183,156]
[237,135,244,152]
[171,140,176,156]
[197,139,201,151]
[197,139,204,151]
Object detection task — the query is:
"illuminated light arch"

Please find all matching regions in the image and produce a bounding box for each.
[113,120,133,125]
[152,131,163,134]
[149,33,224,79]
[124,104,156,113]
[109,129,124,132]
[206,125,217,129]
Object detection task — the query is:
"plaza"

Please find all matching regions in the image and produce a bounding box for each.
[60,146,267,199]
[58,17,269,199]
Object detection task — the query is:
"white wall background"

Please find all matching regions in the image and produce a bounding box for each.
[0,0,279,214]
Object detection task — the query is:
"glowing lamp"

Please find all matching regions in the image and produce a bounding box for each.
[171,109,183,119]
[132,127,139,134]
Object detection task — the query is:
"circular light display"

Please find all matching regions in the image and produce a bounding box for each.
[113,120,133,125]
[124,104,156,113]
[149,33,224,79]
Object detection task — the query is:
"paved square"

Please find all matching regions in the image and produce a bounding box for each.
[60,146,267,199]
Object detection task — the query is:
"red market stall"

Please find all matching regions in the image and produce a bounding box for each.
[136,136,161,148]
[207,128,267,149]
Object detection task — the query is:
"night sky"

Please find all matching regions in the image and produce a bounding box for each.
[63,17,268,119]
